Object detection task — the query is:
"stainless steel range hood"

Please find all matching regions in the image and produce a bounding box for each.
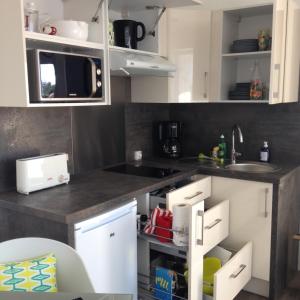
[110,48,176,77]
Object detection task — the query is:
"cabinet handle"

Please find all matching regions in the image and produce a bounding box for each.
[196,210,204,246]
[273,64,281,99]
[203,71,208,99]
[264,188,269,218]
[230,264,247,279]
[185,191,203,200]
[205,218,222,230]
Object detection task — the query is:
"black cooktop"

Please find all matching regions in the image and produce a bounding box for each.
[104,164,180,179]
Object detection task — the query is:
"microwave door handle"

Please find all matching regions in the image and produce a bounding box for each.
[88,58,97,97]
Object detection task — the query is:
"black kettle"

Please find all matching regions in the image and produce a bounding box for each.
[113,20,146,49]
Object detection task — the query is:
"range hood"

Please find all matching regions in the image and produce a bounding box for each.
[110,49,176,77]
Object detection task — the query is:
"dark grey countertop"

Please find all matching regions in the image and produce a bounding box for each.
[0,158,297,225]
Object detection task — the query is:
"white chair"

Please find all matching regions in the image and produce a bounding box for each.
[0,237,95,293]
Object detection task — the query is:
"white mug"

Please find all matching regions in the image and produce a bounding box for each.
[134,150,142,161]
[42,24,57,35]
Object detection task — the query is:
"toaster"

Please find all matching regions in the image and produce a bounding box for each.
[16,153,70,195]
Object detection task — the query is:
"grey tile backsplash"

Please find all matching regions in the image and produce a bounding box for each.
[1,76,300,192]
[0,77,130,192]
[125,103,169,161]
[125,101,300,165]
[0,107,72,192]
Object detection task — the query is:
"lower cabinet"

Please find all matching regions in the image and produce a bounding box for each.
[211,177,273,297]
[136,175,270,300]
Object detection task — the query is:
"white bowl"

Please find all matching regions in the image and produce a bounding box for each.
[50,20,89,41]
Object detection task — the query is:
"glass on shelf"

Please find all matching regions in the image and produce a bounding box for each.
[250,60,263,100]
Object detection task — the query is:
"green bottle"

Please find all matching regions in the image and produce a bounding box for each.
[218,134,227,159]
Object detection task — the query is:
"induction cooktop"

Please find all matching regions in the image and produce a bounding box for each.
[104,164,180,179]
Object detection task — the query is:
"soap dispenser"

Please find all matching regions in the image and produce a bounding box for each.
[260,141,270,162]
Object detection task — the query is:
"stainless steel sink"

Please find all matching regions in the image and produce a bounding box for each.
[225,162,280,173]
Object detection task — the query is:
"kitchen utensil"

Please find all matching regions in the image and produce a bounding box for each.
[113,19,146,49]
[24,2,39,32]
[16,153,70,195]
[154,121,183,159]
[42,20,88,41]
[203,257,222,296]
[231,39,258,53]
[134,150,143,161]
[172,204,189,246]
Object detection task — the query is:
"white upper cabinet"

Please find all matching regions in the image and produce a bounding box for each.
[131,0,300,104]
[1,0,299,106]
[282,0,300,102]
[131,6,212,103]
[0,0,200,107]
[109,0,202,12]
[269,0,288,104]
[210,3,275,103]
[0,0,110,107]
[165,7,211,102]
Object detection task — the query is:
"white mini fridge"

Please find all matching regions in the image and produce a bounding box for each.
[75,200,137,300]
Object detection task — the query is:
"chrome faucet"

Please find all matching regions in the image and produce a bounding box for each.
[231,124,244,164]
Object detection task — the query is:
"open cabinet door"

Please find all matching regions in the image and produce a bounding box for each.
[188,200,205,300]
[283,0,300,102]
[269,0,288,104]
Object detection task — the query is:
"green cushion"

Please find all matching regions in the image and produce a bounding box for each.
[0,253,57,292]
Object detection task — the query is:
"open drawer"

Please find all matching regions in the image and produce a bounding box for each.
[166,176,229,256]
[202,199,230,255]
[167,176,211,210]
[204,242,253,300]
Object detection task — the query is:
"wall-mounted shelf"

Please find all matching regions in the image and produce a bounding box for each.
[222,50,272,59]
[109,0,202,12]
[212,100,269,104]
[25,31,104,51]
[109,45,162,57]
[27,102,107,108]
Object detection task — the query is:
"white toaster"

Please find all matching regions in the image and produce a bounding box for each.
[16,153,70,195]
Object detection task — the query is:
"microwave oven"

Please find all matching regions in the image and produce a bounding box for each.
[27,49,103,102]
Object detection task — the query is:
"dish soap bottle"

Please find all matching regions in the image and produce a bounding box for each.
[218,134,227,161]
[260,141,270,162]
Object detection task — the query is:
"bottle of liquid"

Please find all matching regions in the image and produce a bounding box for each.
[212,146,219,161]
[218,134,227,160]
[250,61,263,100]
[260,141,270,162]
[24,2,39,32]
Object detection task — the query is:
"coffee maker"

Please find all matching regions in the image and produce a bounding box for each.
[154,121,182,159]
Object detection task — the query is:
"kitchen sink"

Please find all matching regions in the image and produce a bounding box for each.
[225,162,280,173]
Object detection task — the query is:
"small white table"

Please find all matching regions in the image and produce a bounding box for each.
[0,293,132,300]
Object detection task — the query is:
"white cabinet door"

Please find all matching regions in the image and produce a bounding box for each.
[188,199,205,300]
[211,177,273,284]
[131,7,211,103]
[269,0,288,104]
[166,7,211,102]
[283,0,300,102]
